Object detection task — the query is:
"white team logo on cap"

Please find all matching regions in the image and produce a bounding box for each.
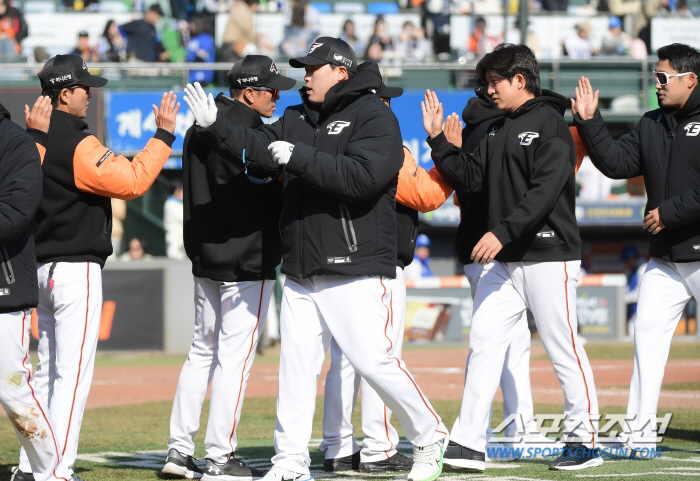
[270,61,278,74]
[685,122,700,136]
[518,132,539,145]
[308,42,323,53]
[327,121,351,134]
[333,53,353,68]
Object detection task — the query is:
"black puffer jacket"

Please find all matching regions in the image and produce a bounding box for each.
[575,85,700,263]
[430,91,581,262]
[198,61,404,278]
[0,103,43,313]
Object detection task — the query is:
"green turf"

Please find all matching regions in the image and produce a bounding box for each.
[659,381,700,391]
[2,397,700,480]
[534,341,700,361]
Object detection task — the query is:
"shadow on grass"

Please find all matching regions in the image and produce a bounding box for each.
[664,428,700,444]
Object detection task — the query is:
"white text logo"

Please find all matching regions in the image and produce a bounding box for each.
[518,131,540,145]
[327,121,351,134]
[685,122,700,136]
[49,74,72,84]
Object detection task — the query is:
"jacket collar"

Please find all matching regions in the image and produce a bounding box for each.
[508,89,569,120]
[51,108,89,132]
[215,93,264,129]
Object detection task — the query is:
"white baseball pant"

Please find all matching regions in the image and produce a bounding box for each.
[463,263,536,438]
[273,275,447,474]
[626,258,700,451]
[452,261,598,453]
[1,309,71,481]
[320,266,406,463]
[168,277,273,463]
[20,262,103,475]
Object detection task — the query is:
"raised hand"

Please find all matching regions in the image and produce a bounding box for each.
[153,91,180,134]
[25,95,52,133]
[421,89,444,139]
[444,113,463,148]
[572,76,599,121]
[183,82,218,128]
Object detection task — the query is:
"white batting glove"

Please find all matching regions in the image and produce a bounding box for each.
[268,141,295,166]
[183,82,217,128]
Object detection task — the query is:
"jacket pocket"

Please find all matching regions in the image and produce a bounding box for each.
[0,245,15,285]
[339,203,358,253]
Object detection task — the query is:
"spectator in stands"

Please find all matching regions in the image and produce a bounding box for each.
[634,0,672,52]
[221,0,258,63]
[0,0,27,58]
[164,179,185,260]
[186,15,215,85]
[111,198,126,258]
[504,19,541,57]
[423,0,451,60]
[468,17,489,58]
[279,0,320,57]
[565,21,597,59]
[676,0,694,16]
[122,4,164,61]
[69,31,99,62]
[340,19,364,55]
[404,234,433,279]
[396,20,432,61]
[365,41,384,61]
[601,16,631,55]
[31,46,50,64]
[367,15,394,52]
[97,19,127,62]
[541,0,567,11]
[120,238,154,261]
[171,0,194,20]
[609,0,640,24]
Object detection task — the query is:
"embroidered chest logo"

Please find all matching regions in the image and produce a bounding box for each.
[518,131,540,146]
[685,122,700,136]
[488,125,500,137]
[327,121,351,134]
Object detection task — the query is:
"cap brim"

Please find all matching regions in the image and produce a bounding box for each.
[81,75,108,87]
[289,56,328,68]
[266,75,298,91]
[377,85,403,99]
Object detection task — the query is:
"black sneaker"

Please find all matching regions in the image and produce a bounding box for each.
[10,468,35,481]
[72,475,86,481]
[162,448,204,479]
[443,441,485,472]
[202,454,264,481]
[360,452,413,473]
[549,442,604,471]
[323,451,360,472]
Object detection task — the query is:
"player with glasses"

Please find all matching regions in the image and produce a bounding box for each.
[573,43,700,459]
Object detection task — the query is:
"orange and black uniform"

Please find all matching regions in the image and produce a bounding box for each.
[27,109,175,266]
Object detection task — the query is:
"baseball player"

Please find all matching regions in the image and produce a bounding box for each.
[184,37,449,481]
[162,55,296,481]
[424,44,600,472]
[1,95,72,481]
[320,84,416,475]
[572,43,700,457]
[15,54,179,481]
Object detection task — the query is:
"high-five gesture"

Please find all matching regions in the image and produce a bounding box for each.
[183,82,218,128]
[422,89,444,139]
[153,91,180,134]
[25,95,53,133]
[444,113,463,148]
[571,76,599,120]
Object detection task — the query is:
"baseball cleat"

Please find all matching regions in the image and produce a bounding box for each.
[443,440,485,472]
[202,454,264,481]
[359,452,413,473]
[504,432,564,458]
[408,434,449,481]
[259,465,313,481]
[549,442,604,470]
[485,439,518,462]
[10,467,35,481]
[323,451,359,472]
[162,448,204,479]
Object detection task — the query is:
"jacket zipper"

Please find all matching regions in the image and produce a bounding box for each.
[339,203,358,253]
[0,245,15,285]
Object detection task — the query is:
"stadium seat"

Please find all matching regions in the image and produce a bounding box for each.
[311,2,332,12]
[367,2,399,13]
[334,2,365,13]
[99,0,129,12]
[22,0,56,12]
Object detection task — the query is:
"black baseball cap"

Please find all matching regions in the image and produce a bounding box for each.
[376,83,403,99]
[227,55,297,91]
[289,37,357,73]
[37,54,108,91]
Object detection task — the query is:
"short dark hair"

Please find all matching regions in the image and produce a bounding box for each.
[657,43,700,76]
[475,43,542,97]
[42,87,65,107]
[329,63,354,78]
[229,88,245,99]
[148,4,164,15]
[475,17,486,26]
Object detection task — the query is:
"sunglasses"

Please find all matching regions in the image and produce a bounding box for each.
[70,85,91,95]
[251,86,279,98]
[654,71,692,86]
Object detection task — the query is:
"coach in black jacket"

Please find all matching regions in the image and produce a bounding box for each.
[572,43,700,457]
[184,37,449,481]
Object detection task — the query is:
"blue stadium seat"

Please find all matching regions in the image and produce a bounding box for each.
[311,2,332,13]
[334,2,365,13]
[367,2,399,13]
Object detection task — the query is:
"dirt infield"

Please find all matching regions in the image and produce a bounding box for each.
[77,344,700,410]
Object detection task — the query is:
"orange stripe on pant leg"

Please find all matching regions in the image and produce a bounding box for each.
[563,262,594,448]
[229,280,265,451]
[380,277,393,353]
[20,311,69,481]
[64,263,90,456]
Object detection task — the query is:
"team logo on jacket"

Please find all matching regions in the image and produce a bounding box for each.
[270,61,279,74]
[328,256,352,264]
[694,245,700,250]
[327,121,351,134]
[685,122,700,136]
[537,230,556,238]
[518,132,540,145]
[488,125,500,137]
[0,288,8,296]
[308,42,323,53]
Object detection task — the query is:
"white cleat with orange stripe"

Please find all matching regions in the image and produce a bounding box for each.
[259,466,313,481]
[408,434,449,481]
